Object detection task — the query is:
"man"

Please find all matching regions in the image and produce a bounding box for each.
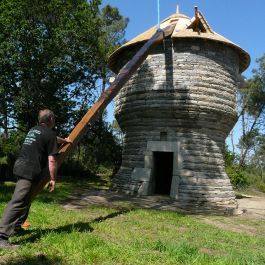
[0,109,67,248]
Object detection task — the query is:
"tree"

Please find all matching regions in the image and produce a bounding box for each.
[250,134,265,176]
[0,0,102,134]
[98,4,129,91]
[237,54,265,166]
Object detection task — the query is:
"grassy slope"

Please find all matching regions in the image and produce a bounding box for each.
[0,180,264,265]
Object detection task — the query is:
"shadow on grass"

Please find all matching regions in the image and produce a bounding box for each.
[16,209,131,244]
[0,182,15,203]
[4,254,63,265]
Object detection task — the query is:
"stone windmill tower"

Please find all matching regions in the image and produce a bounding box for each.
[108,7,250,212]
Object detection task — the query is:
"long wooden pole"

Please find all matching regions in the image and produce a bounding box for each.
[32,23,176,198]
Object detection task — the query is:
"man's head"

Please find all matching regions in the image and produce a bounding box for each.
[38,109,55,128]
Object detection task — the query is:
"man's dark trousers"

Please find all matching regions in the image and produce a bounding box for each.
[0,177,39,239]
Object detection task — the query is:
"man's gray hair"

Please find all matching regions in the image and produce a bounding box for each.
[38,109,55,124]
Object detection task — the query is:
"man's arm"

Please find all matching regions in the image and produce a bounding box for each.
[48,155,57,192]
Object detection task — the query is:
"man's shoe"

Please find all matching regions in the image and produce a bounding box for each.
[21,220,31,229]
[0,238,19,249]
[13,226,29,236]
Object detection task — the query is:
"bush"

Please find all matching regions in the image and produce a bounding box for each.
[226,166,249,189]
[0,131,25,181]
[255,180,265,193]
[58,159,92,179]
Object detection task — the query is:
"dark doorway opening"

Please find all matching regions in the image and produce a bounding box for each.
[153,152,173,195]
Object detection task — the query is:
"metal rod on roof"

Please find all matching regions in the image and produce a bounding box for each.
[157,0,160,29]
[176,5,180,14]
[195,6,198,19]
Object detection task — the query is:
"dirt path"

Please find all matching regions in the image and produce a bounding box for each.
[237,195,265,219]
[61,189,265,219]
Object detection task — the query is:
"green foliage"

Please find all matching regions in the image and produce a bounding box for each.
[0,130,25,179]
[255,181,265,193]
[238,128,260,150]
[250,133,265,170]
[225,144,265,191]
[224,145,238,167]
[0,131,25,156]
[226,165,248,189]
[225,145,248,188]
[240,166,265,193]
[0,0,102,133]
[0,156,7,165]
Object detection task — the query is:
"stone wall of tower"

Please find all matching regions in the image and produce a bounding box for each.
[112,39,239,212]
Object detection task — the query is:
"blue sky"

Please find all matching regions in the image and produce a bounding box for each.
[101,0,265,150]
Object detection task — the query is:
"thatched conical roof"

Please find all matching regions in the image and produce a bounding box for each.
[108,7,250,74]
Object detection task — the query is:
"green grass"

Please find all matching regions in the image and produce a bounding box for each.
[0,179,265,265]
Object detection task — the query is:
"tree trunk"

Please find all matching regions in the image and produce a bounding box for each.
[239,103,265,166]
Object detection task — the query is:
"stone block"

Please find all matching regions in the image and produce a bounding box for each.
[147,141,178,152]
[144,155,152,169]
[131,167,151,181]
[138,181,150,195]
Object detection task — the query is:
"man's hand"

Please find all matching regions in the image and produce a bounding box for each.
[48,180,56,192]
[64,137,73,144]
[56,136,73,144]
